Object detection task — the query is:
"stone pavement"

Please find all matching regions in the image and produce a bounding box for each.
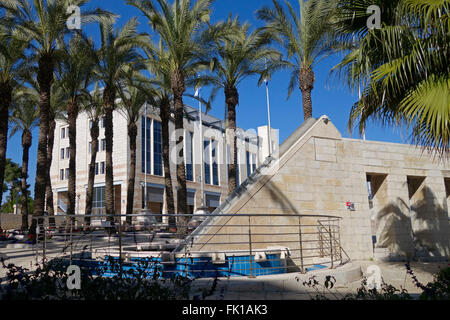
[191,260,449,300]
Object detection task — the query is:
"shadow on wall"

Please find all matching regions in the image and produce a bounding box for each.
[265,181,299,214]
[410,186,450,259]
[376,198,415,260]
[376,187,450,260]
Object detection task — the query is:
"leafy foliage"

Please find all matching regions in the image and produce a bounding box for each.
[0,257,194,300]
[332,0,450,155]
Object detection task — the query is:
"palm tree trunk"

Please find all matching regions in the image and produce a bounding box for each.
[66,101,78,232]
[85,120,99,227]
[225,86,239,195]
[46,118,56,226]
[20,130,31,231]
[126,122,137,226]
[103,86,116,229]
[31,55,54,238]
[171,69,188,234]
[0,82,12,209]
[67,101,78,223]
[299,68,315,120]
[160,101,175,227]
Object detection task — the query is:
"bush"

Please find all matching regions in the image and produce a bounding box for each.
[0,257,198,300]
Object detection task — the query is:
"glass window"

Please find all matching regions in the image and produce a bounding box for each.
[141,116,151,174]
[65,168,69,180]
[89,142,92,154]
[89,120,93,129]
[227,145,230,179]
[153,120,162,176]
[60,169,64,181]
[236,149,240,187]
[186,131,193,181]
[61,148,65,160]
[246,151,251,178]
[101,139,106,151]
[61,128,65,139]
[252,153,256,173]
[92,186,105,218]
[212,139,218,185]
[95,163,99,175]
[66,147,70,159]
[101,117,105,128]
[204,140,211,185]
[101,162,105,175]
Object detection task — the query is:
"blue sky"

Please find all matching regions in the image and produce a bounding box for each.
[6,0,411,198]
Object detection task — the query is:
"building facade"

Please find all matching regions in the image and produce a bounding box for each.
[50,104,279,219]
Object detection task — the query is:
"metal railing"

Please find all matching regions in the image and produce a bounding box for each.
[31,213,350,278]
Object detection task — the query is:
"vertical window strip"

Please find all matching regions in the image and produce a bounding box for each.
[153,120,162,176]
[186,131,193,181]
[204,140,211,185]
[212,139,218,185]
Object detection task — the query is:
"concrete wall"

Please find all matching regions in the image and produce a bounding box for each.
[190,118,450,263]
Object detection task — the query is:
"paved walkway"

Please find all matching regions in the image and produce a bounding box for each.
[192,260,449,300]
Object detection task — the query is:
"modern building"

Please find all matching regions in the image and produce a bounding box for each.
[50,103,279,220]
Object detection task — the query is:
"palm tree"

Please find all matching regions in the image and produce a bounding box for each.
[9,90,38,231]
[25,79,64,224]
[0,22,29,209]
[143,43,176,227]
[80,83,104,227]
[204,17,281,194]
[46,85,66,223]
[0,0,114,236]
[257,0,336,121]
[332,0,450,155]
[55,34,96,222]
[129,0,214,226]
[117,76,153,226]
[94,19,148,226]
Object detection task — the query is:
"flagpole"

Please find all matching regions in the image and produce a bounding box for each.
[197,89,205,208]
[265,74,273,157]
[359,83,366,141]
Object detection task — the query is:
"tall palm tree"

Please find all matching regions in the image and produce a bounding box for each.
[94,19,148,226]
[332,0,450,155]
[0,0,114,236]
[129,0,214,225]
[257,0,336,121]
[0,22,29,208]
[204,17,281,194]
[143,43,176,227]
[46,85,65,223]
[80,83,104,227]
[9,90,38,231]
[56,34,95,222]
[117,76,153,226]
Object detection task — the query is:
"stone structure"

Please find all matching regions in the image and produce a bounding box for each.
[185,116,450,263]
